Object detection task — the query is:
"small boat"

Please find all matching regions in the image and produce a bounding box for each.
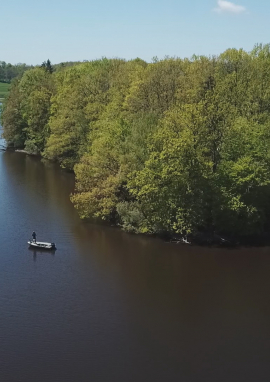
[28,240,56,250]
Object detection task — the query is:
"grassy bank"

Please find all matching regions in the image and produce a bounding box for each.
[0,82,10,98]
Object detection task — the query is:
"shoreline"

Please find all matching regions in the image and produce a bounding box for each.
[3,147,270,248]
[15,149,40,156]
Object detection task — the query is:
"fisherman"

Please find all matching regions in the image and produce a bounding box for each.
[32,231,37,243]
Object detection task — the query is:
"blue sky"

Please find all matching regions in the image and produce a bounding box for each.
[1,0,269,65]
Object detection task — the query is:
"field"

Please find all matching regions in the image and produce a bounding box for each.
[0,82,10,99]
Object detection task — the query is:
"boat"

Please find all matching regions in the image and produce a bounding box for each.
[28,240,56,250]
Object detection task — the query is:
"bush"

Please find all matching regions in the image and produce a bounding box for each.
[116,201,145,233]
[24,140,39,155]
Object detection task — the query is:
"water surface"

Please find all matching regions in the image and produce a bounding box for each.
[1,125,270,382]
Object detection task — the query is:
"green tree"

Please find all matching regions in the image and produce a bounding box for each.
[19,67,54,152]
[1,79,26,147]
[41,59,54,74]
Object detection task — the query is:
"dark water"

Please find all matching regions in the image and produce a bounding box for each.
[1,131,270,381]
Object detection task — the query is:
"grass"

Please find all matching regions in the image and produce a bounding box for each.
[0,82,10,99]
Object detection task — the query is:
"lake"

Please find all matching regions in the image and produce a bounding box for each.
[1,122,270,381]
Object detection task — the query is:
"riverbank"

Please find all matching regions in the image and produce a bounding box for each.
[15,149,40,156]
[0,144,41,156]
[1,147,268,247]
[2,143,270,248]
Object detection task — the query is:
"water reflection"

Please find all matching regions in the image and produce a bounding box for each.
[28,248,56,261]
[1,150,270,381]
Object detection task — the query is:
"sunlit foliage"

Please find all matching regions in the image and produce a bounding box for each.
[3,46,270,238]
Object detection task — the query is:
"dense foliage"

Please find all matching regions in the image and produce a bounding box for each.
[3,45,270,238]
[0,59,80,84]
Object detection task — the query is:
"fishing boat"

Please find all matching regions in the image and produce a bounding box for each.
[28,240,56,250]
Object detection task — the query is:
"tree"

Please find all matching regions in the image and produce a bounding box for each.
[18,67,54,152]
[1,79,26,147]
[41,59,54,74]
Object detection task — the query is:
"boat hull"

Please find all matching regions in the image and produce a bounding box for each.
[28,241,56,250]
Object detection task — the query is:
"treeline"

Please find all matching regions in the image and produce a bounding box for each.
[0,61,32,83]
[3,44,270,238]
[0,60,81,83]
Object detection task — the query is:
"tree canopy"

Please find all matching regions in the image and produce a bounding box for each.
[3,46,270,239]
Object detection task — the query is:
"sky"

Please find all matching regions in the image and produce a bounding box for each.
[1,0,269,65]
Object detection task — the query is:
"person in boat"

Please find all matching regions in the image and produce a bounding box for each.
[32,231,37,243]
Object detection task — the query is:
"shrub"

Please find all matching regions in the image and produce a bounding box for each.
[116,201,145,233]
[24,140,39,155]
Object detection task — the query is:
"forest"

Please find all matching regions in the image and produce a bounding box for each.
[2,44,270,241]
